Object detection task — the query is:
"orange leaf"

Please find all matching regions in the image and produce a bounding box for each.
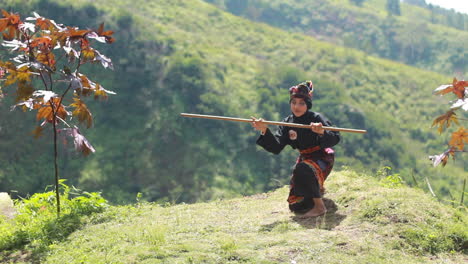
[1,10,9,18]
[449,127,468,151]
[36,103,53,122]
[452,79,468,99]
[0,18,8,32]
[432,110,458,134]
[434,84,453,96]
[32,126,44,139]
[70,97,93,128]
[96,23,115,43]
[30,36,52,50]
[0,10,21,40]
[36,17,55,30]
[36,98,68,123]
[36,52,56,68]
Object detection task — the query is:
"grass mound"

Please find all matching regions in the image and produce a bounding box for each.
[25,170,467,264]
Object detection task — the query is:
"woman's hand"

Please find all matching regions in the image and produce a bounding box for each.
[310,122,325,135]
[251,116,267,134]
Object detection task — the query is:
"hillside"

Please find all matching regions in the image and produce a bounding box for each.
[0,0,465,204]
[1,170,466,263]
[204,0,467,77]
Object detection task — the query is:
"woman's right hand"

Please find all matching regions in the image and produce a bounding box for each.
[251,116,267,134]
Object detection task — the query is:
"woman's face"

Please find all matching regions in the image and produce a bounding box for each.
[290,97,307,117]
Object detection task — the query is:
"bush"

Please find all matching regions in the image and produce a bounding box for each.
[0,181,108,254]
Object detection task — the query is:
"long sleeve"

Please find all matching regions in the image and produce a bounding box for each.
[256,125,290,154]
[315,113,340,148]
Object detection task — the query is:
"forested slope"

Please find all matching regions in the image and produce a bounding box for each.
[204,0,467,77]
[0,0,465,204]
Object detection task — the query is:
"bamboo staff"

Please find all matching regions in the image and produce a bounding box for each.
[180,113,367,134]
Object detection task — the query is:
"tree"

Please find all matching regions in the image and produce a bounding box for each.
[0,10,115,216]
[350,0,367,7]
[386,0,401,16]
[226,0,249,15]
[403,0,427,8]
[429,78,468,167]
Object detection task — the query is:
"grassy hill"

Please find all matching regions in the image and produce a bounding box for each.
[0,0,465,204]
[205,0,467,77]
[1,170,466,263]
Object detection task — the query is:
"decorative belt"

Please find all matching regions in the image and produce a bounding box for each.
[299,146,321,155]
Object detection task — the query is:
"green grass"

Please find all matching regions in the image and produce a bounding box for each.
[1,170,464,263]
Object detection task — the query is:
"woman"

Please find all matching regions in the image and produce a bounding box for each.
[252,81,340,218]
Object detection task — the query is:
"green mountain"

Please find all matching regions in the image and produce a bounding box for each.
[0,0,465,204]
[1,170,466,263]
[204,0,467,77]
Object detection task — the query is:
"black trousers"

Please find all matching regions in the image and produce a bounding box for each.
[292,162,322,198]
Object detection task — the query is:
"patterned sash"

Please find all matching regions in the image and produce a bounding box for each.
[287,146,335,207]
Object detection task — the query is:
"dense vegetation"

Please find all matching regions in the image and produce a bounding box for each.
[205,0,467,77]
[0,0,465,206]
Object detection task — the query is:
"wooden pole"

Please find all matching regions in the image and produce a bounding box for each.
[180,113,367,134]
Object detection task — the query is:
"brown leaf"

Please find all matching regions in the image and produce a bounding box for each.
[30,36,52,51]
[36,103,52,121]
[3,65,32,87]
[0,10,21,40]
[16,82,34,102]
[36,52,56,68]
[32,126,44,139]
[452,79,468,99]
[449,127,467,151]
[434,85,453,96]
[36,98,68,123]
[70,97,93,128]
[93,83,116,100]
[432,110,458,134]
[58,127,95,156]
[0,18,8,32]
[429,148,455,167]
[96,23,115,43]
[36,17,54,30]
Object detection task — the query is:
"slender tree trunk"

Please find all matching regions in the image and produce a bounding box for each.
[51,105,60,217]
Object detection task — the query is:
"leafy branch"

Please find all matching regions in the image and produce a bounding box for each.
[429,78,468,167]
[0,10,115,216]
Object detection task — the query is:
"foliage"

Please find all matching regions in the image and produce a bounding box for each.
[0,181,108,261]
[350,0,367,7]
[0,9,115,215]
[208,0,467,77]
[377,166,404,187]
[429,78,468,167]
[386,0,401,16]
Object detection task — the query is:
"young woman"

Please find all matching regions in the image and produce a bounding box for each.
[251,81,340,218]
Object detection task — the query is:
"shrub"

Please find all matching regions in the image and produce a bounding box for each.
[0,181,108,254]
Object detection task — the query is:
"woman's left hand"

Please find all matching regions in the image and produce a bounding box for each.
[310,122,325,135]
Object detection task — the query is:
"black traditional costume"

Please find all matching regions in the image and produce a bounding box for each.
[256,81,340,213]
